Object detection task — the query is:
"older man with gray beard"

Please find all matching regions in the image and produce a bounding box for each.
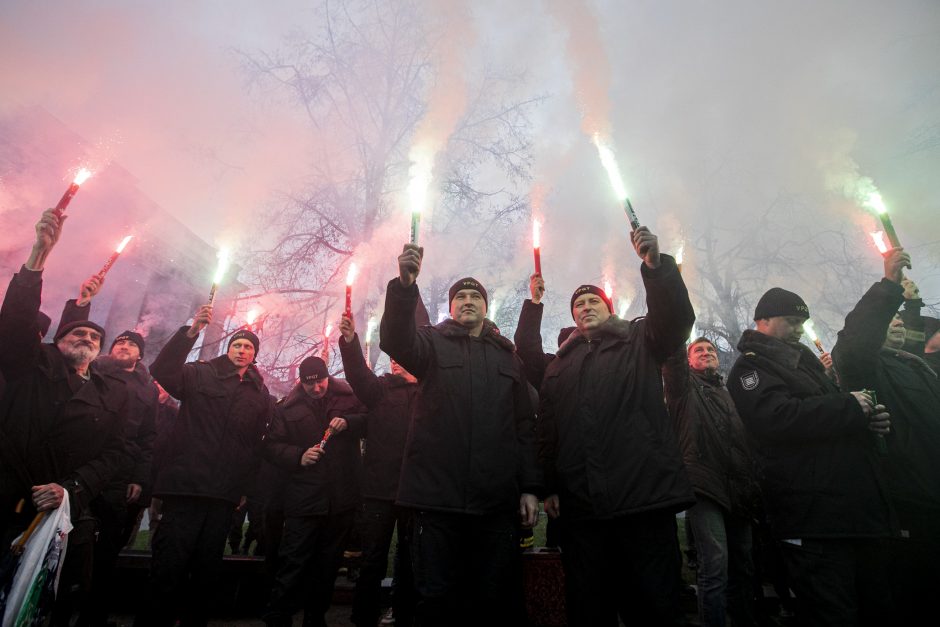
[0,208,134,626]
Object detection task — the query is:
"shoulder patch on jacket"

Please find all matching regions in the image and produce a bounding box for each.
[739,371,760,391]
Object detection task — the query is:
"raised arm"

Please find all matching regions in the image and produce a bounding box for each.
[338,315,384,409]
[379,244,432,379]
[833,249,909,391]
[633,228,695,363]
[514,273,555,388]
[149,306,210,400]
[0,209,67,378]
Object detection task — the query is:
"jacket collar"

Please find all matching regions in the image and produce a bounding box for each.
[209,354,264,389]
[434,318,515,352]
[737,329,810,371]
[881,346,938,379]
[691,367,724,387]
[282,377,354,409]
[92,355,152,385]
[557,315,633,358]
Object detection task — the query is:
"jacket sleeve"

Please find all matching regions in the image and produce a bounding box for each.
[149,327,198,401]
[131,385,160,488]
[0,267,43,380]
[537,385,559,496]
[66,392,137,512]
[514,361,543,496]
[514,299,555,388]
[832,279,905,392]
[379,278,432,379]
[662,347,691,403]
[57,298,90,334]
[640,254,695,364]
[339,333,384,409]
[728,361,868,444]
[264,406,306,470]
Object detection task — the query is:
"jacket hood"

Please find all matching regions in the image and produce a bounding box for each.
[282,376,355,409]
[557,315,633,358]
[736,329,813,371]
[434,317,515,352]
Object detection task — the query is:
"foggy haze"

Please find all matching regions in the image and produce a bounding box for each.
[2,0,938,377]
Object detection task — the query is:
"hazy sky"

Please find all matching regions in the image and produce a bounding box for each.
[2,0,938,348]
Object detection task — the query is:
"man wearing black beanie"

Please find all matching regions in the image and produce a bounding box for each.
[0,208,133,626]
[538,226,695,626]
[380,243,540,626]
[141,313,273,627]
[728,286,896,626]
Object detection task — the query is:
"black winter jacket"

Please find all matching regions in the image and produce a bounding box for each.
[728,329,895,540]
[264,379,365,516]
[833,278,940,535]
[0,267,133,520]
[149,327,272,504]
[57,299,159,503]
[663,352,759,518]
[539,255,695,520]
[339,333,416,501]
[93,358,158,503]
[380,279,542,515]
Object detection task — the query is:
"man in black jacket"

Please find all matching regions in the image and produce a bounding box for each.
[380,245,541,626]
[339,314,418,627]
[728,287,895,627]
[141,318,272,627]
[538,227,694,627]
[262,356,365,627]
[82,332,159,625]
[832,248,940,625]
[663,338,759,627]
[0,208,133,625]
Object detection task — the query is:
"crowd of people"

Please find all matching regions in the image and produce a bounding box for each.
[1,206,938,627]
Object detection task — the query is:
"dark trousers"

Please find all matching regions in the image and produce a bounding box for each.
[560,511,686,627]
[136,496,234,627]
[264,509,355,627]
[779,538,894,627]
[51,516,98,626]
[351,499,415,627]
[889,508,940,626]
[409,509,522,627]
[79,493,142,627]
[686,497,756,627]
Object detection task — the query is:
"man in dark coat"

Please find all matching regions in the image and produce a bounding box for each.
[0,208,133,624]
[663,338,759,627]
[379,244,541,626]
[728,287,895,627]
[141,316,272,627]
[339,314,418,627]
[538,227,694,627]
[832,248,940,625]
[62,330,157,626]
[262,356,365,627]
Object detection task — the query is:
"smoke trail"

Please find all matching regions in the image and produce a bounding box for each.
[545,0,612,138]
[406,0,478,214]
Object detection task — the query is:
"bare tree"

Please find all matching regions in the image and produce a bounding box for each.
[235,0,542,380]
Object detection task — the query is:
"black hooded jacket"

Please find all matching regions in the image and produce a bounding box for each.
[833,278,940,535]
[339,333,417,501]
[380,278,542,515]
[538,255,695,521]
[149,327,273,505]
[264,379,365,516]
[728,329,895,540]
